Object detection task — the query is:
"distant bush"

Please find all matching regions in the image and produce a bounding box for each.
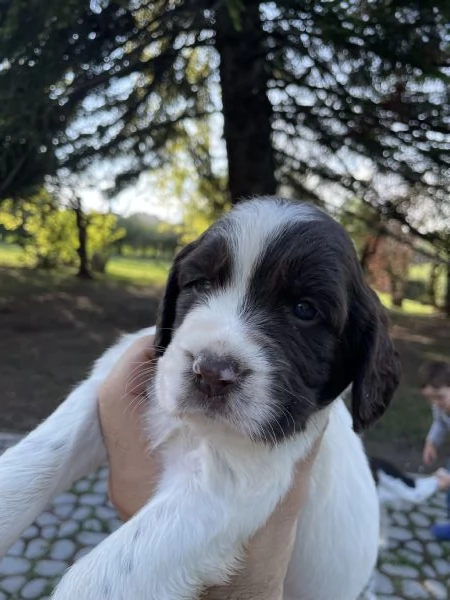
[116,214,180,260]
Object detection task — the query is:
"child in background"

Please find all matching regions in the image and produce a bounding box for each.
[421,361,450,540]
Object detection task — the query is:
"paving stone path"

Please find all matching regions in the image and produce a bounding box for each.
[1,434,449,599]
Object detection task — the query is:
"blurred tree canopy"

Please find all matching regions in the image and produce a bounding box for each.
[1,1,448,201]
[0,0,449,306]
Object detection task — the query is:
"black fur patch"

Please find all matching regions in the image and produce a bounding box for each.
[154,198,401,439]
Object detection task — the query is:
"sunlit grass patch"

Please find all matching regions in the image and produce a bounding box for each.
[377,292,437,316]
[0,243,30,267]
[106,256,169,287]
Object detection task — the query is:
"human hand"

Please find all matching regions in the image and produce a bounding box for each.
[434,468,450,491]
[98,335,161,520]
[98,335,324,600]
[423,441,438,466]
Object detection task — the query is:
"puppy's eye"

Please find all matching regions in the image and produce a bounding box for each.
[186,279,212,293]
[293,301,317,321]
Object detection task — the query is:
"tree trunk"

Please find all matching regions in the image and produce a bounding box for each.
[73,198,92,279]
[392,287,404,308]
[91,252,107,274]
[427,262,440,308]
[360,233,382,274]
[388,273,404,308]
[445,261,450,318]
[215,2,276,204]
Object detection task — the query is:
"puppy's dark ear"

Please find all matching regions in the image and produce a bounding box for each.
[153,239,200,356]
[350,286,401,433]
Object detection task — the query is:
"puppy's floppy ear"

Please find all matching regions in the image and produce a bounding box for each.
[349,285,401,433]
[153,238,201,356]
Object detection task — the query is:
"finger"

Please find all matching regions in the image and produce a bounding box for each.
[98,334,162,516]
[100,335,156,400]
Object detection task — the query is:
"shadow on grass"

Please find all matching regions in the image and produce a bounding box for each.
[0,264,163,432]
[0,262,168,299]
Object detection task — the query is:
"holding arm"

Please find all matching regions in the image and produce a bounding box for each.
[54,335,324,600]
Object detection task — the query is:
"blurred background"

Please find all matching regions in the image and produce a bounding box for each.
[0,0,448,471]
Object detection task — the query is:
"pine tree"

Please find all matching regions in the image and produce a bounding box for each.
[1,1,448,301]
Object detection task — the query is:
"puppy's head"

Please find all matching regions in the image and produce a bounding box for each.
[153,197,400,441]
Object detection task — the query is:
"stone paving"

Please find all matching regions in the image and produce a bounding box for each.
[1,434,449,599]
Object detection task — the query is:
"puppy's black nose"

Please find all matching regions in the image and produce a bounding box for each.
[192,352,239,397]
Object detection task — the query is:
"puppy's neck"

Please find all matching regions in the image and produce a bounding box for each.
[145,393,331,475]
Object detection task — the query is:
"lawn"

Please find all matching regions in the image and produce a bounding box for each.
[0,244,170,296]
[0,243,29,267]
[0,242,448,470]
[377,292,437,316]
[364,311,450,471]
[106,255,169,287]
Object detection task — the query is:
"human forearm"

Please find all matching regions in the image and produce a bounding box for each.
[202,582,283,600]
[427,420,447,447]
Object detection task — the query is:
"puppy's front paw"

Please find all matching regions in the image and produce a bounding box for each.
[52,556,120,600]
[51,531,143,600]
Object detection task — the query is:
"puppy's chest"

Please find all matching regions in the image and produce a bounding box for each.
[145,409,213,483]
[163,433,208,481]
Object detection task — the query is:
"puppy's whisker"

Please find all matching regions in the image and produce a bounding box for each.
[123,364,158,396]
[124,391,148,411]
[124,364,158,385]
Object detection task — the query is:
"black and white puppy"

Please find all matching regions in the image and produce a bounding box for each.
[370,456,442,552]
[370,456,442,509]
[0,197,401,600]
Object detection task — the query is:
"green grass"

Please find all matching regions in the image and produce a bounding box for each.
[106,255,169,287]
[366,311,450,448]
[0,244,170,295]
[377,292,437,316]
[0,243,30,267]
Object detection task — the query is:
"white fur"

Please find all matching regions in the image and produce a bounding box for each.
[376,471,439,552]
[154,199,320,441]
[377,471,439,507]
[224,197,317,288]
[0,200,380,599]
[284,402,379,600]
[0,326,378,599]
[154,297,276,439]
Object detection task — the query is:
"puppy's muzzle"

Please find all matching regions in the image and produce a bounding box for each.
[192,351,243,398]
